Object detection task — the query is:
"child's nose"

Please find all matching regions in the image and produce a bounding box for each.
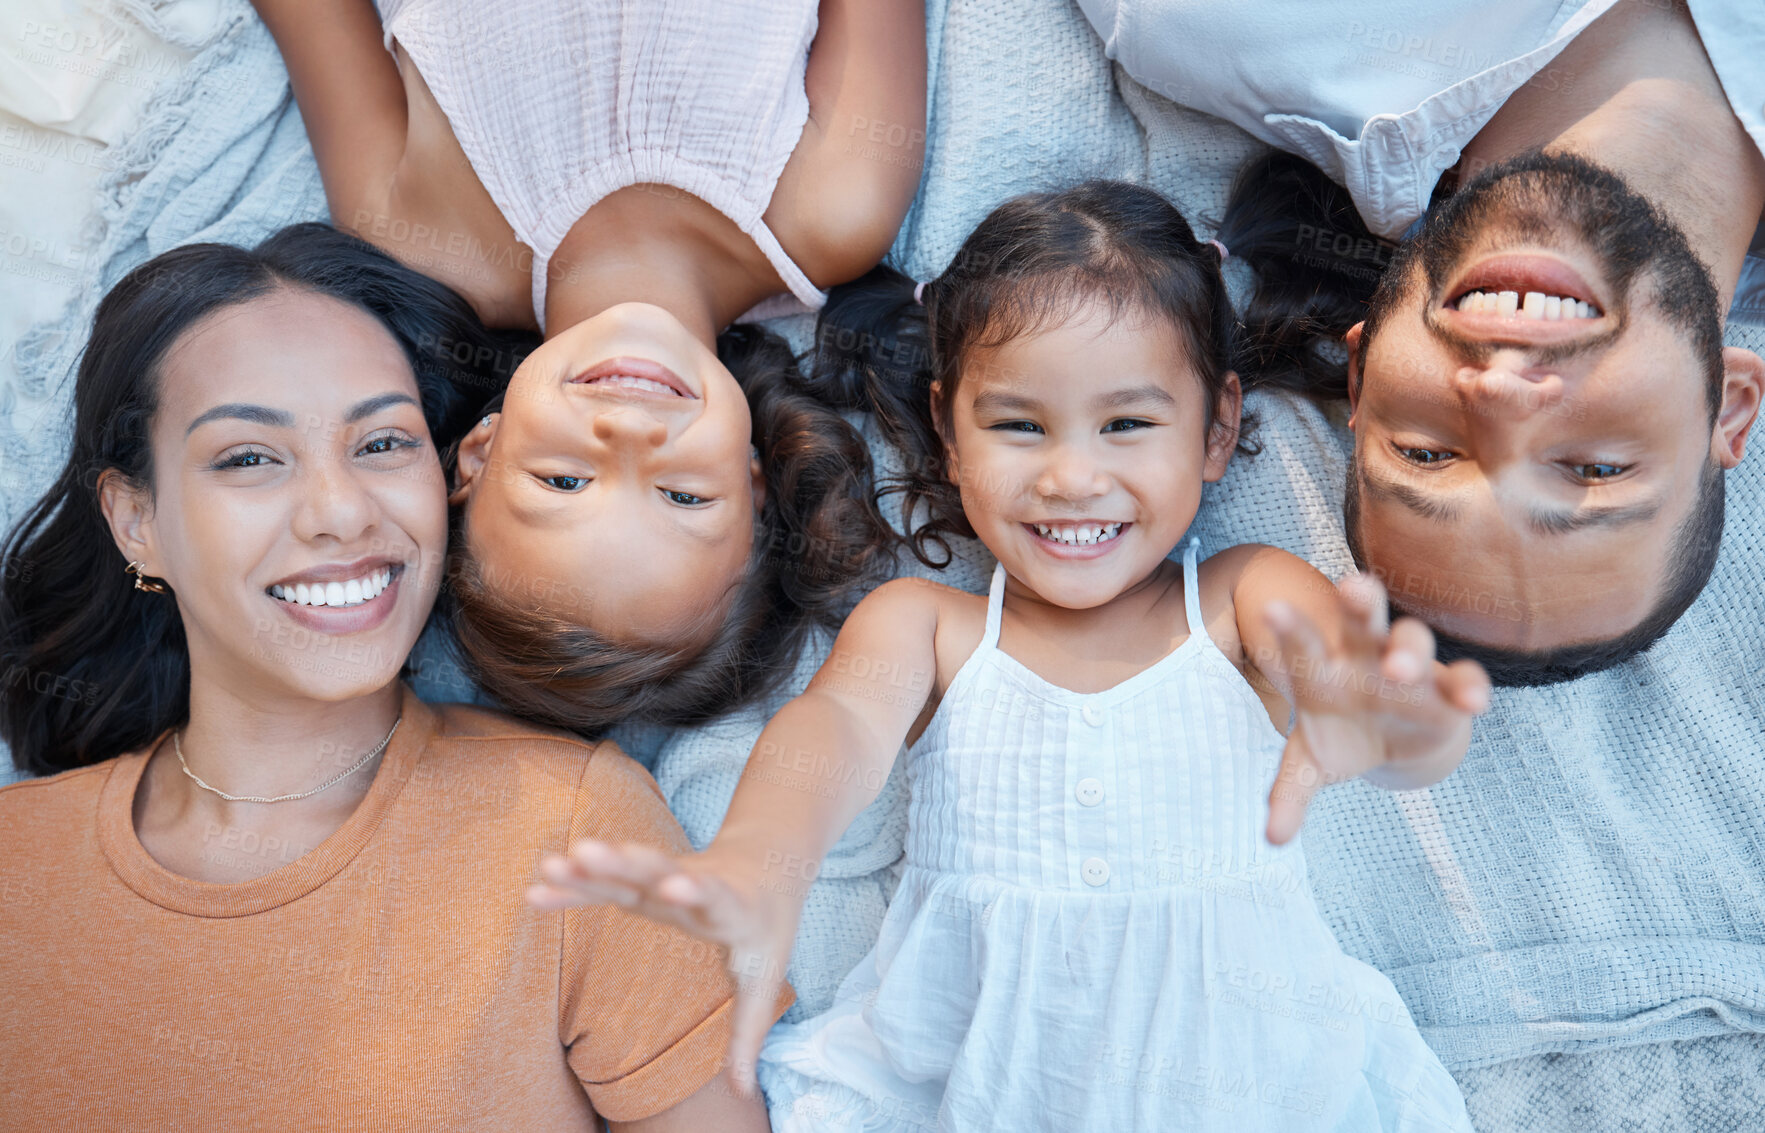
[1035,445,1109,500]
[591,406,669,449]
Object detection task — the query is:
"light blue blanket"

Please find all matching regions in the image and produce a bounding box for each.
[7,1,1763,1126]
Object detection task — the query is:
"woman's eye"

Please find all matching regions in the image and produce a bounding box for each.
[359,431,419,456]
[542,475,587,491]
[989,420,1043,434]
[1396,446,1454,465]
[661,489,708,506]
[1102,418,1154,433]
[214,449,277,470]
[1573,462,1628,481]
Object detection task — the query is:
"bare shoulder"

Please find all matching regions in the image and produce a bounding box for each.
[839,576,985,696]
[1193,544,1320,662]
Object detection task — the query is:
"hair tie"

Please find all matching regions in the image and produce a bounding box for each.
[1206,239,1230,263]
[912,280,927,306]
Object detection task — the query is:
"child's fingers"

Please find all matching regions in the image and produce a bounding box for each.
[1336,573,1390,645]
[1266,601,1339,701]
[532,842,744,938]
[567,838,680,890]
[532,852,643,905]
[530,861,629,904]
[1266,734,1322,845]
[1382,616,1436,679]
[1440,658,1493,715]
[726,953,786,1098]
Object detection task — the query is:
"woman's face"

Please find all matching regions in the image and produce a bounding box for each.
[103,287,448,704]
[453,301,764,645]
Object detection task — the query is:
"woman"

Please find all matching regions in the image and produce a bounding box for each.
[0,226,785,1130]
[251,0,926,734]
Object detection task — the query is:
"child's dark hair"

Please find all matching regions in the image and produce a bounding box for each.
[442,322,896,736]
[1215,150,1401,399]
[812,179,1249,568]
[0,223,531,777]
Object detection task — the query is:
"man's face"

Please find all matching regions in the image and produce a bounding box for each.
[1345,152,1756,658]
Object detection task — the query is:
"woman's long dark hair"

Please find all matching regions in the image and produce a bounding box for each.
[443,321,898,736]
[811,179,1251,569]
[0,223,531,777]
[1215,150,1400,399]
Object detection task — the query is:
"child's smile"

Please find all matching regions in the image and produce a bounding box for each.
[1024,519,1130,557]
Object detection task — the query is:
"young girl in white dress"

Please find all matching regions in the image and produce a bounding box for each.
[531,182,1489,1131]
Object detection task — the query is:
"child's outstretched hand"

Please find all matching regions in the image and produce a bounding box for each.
[1261,572,1491,845]
[527,839,802,1097]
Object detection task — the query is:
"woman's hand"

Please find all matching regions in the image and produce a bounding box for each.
[528,838,804,1096]
[1261,572,1491,845]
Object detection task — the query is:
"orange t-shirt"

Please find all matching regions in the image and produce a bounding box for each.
[0,685,791,1129]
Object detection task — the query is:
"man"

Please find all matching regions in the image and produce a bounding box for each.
[1085,0,1764,680]
[1082,0,1765,1128]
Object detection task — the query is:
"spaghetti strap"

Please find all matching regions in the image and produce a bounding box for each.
[1181,537,1214,651]
[981,562,1008,650]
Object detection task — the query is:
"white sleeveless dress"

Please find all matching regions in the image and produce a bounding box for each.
[376,0,827,331]
[758,540,1473,1131]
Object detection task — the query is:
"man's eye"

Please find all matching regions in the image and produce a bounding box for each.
[1573,462,1628,481]
[661,489,708,506]
[542,475,587,491]
[1102,418,1154,433]
[990,420,1043,434]
[1397,446,1454,465]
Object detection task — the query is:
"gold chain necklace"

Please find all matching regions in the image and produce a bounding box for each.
[173,716,401,804]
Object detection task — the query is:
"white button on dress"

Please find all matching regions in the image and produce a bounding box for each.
[1080,701,1103,727]
[1081,857,1111,886]
[1075,778,1103,806]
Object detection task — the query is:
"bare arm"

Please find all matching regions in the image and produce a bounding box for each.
[608,1067,769,1133]
[531,577,946,1093]
[1225,545,1491,843]
[770,0,928,284]
[250,0,407,214]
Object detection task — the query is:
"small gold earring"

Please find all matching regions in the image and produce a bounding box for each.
[125,561,169,594]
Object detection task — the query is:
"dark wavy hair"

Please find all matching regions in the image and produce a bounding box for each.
[441,321,897,735]
[809,179,1252,569]
[1214,150,1402,400]
[0,223,531,776]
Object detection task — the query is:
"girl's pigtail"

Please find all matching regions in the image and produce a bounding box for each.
[1217,151,1397,399]
[812,264,956,568]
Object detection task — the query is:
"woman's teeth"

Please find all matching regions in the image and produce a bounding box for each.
[270,568,393,608]
[588,374,683,396]
[1032,522,1123,546]
[1455,290,1598,319]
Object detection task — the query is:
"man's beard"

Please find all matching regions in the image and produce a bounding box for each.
[1359,149,1725,409]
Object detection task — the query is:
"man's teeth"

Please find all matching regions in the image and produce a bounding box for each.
[590,374,681,396]
[270,568,393,608]
[1455,290,1598,319]
[1032,522,1123,546]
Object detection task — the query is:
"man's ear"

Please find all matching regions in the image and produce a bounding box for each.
[1203,371,1243,483]
[1344,322,1366,426]
[1713,346,1765,467]
[450,414,496,506]
[98,468,158,575]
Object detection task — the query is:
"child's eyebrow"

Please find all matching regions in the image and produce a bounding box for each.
[1094,384,1177,410]
[970,390,1040,414]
